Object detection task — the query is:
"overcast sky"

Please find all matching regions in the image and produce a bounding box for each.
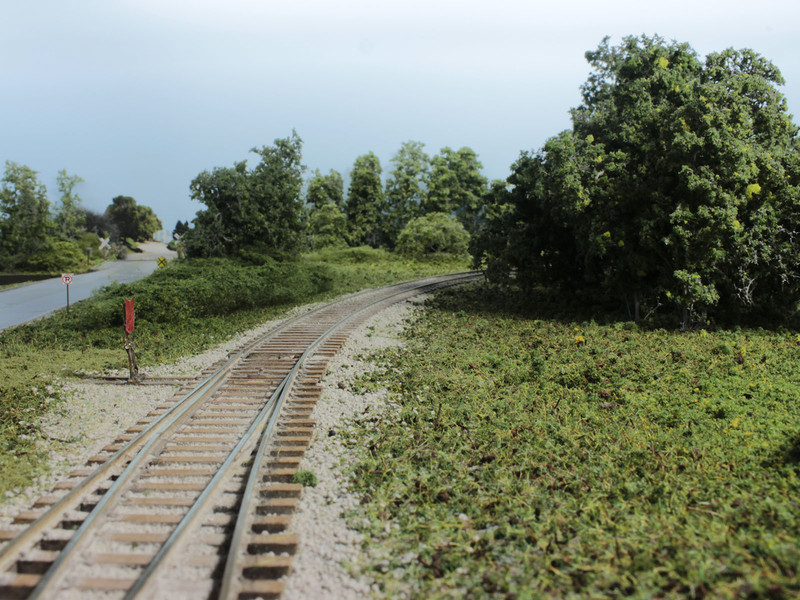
[2,0,799,232]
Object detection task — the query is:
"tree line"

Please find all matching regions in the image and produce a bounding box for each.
[183,133,491,259]
[6,34,799,326]
[473,35,800,327]
[0,163,162,272]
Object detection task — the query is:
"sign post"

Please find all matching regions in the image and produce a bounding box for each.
[61,273,73,313]
[123,298,140,382]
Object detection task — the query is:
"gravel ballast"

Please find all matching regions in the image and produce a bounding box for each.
[281,299,420,599]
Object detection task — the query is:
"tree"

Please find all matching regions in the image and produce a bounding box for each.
[345,152,385,247]
[245,131,306,252]
[134,204,162,241]
[81,208,117,239]
[306,169,344,209]
[308,202,348,249]
[425,147,488,234]
[105,196,162,242]
[172,220,190,238]
[396,212,470,258]
[384,141,430,244]
[55,170,85,240]
[186,132,306,257]
[474,35,800,325]
[0,161,53,261]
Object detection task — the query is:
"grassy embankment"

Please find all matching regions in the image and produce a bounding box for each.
[348,284,800,599]
[0,247,469,496]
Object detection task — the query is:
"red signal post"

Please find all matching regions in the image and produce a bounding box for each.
[123,298,140,382]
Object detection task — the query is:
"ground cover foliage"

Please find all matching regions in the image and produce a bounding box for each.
[0,249,468,495]
[347,284,800,599]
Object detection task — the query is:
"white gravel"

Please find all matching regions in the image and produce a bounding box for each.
[281,299,420,600]
[0,381,175,529]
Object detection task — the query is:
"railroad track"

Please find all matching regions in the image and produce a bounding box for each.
[0,272,481,600]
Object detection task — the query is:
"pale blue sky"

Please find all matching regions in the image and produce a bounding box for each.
[2,0,798,231]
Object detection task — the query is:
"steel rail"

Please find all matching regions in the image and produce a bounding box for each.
[19,292,368,599]
[130,272,482,599]
[0,358,228,575]
[6,272,482,598]
[121,378,289,599]
[0,284,387,573]
[218,271,482,599]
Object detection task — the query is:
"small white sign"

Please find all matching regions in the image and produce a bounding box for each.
[61,273,73,285]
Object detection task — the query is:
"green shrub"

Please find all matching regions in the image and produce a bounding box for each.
[21,241,86,272]
[396,212,469,258]
[306,246,393,264]
[291,470,318,486]
[76,232,101,252]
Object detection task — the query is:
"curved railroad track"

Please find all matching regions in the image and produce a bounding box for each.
[0,272,481,600]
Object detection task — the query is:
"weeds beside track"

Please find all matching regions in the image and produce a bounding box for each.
[348,283,800,599]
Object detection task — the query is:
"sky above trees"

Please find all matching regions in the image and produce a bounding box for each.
[2,0,798,231]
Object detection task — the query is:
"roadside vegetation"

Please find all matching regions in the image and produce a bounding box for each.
[0,249,468,495]
[347,283,800,598]
[0,163,162,275]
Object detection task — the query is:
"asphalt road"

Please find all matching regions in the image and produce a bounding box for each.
[0,242,176,331]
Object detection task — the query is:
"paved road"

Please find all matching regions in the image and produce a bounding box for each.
[0,242,176,331]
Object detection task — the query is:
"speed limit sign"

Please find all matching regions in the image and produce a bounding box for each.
[61,273,73,285]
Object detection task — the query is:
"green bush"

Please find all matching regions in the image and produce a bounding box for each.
[76,232,101,252]
[291,470,318,486]
[21,240,86,272]
[396,212,469,258]
[306,246,393,264]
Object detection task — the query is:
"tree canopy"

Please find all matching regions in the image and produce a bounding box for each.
[384,141,431,245]
[345,152,385,248]
[0,162,53,261]
[306,169,344,209]
[425,147,488,235]
[185,131,305,258]
[105,195,162,242]
[474,35,800,326]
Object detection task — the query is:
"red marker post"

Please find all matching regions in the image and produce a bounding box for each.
[61,273,73,313]
[123,298,140,382]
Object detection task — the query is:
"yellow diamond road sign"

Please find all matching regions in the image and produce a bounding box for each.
[157,256,167,268]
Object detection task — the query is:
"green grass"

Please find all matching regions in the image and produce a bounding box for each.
[346,284,800,599]
[0,248,468,496]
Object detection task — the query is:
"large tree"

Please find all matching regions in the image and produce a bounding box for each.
[55,169,85,240]
[0,162,53,261]
[384,141,430,245]
[345,152,385,247]
[186,132,305,257]
[474,35,800,325]
[424,146,488,234]
[105,195,162,242]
